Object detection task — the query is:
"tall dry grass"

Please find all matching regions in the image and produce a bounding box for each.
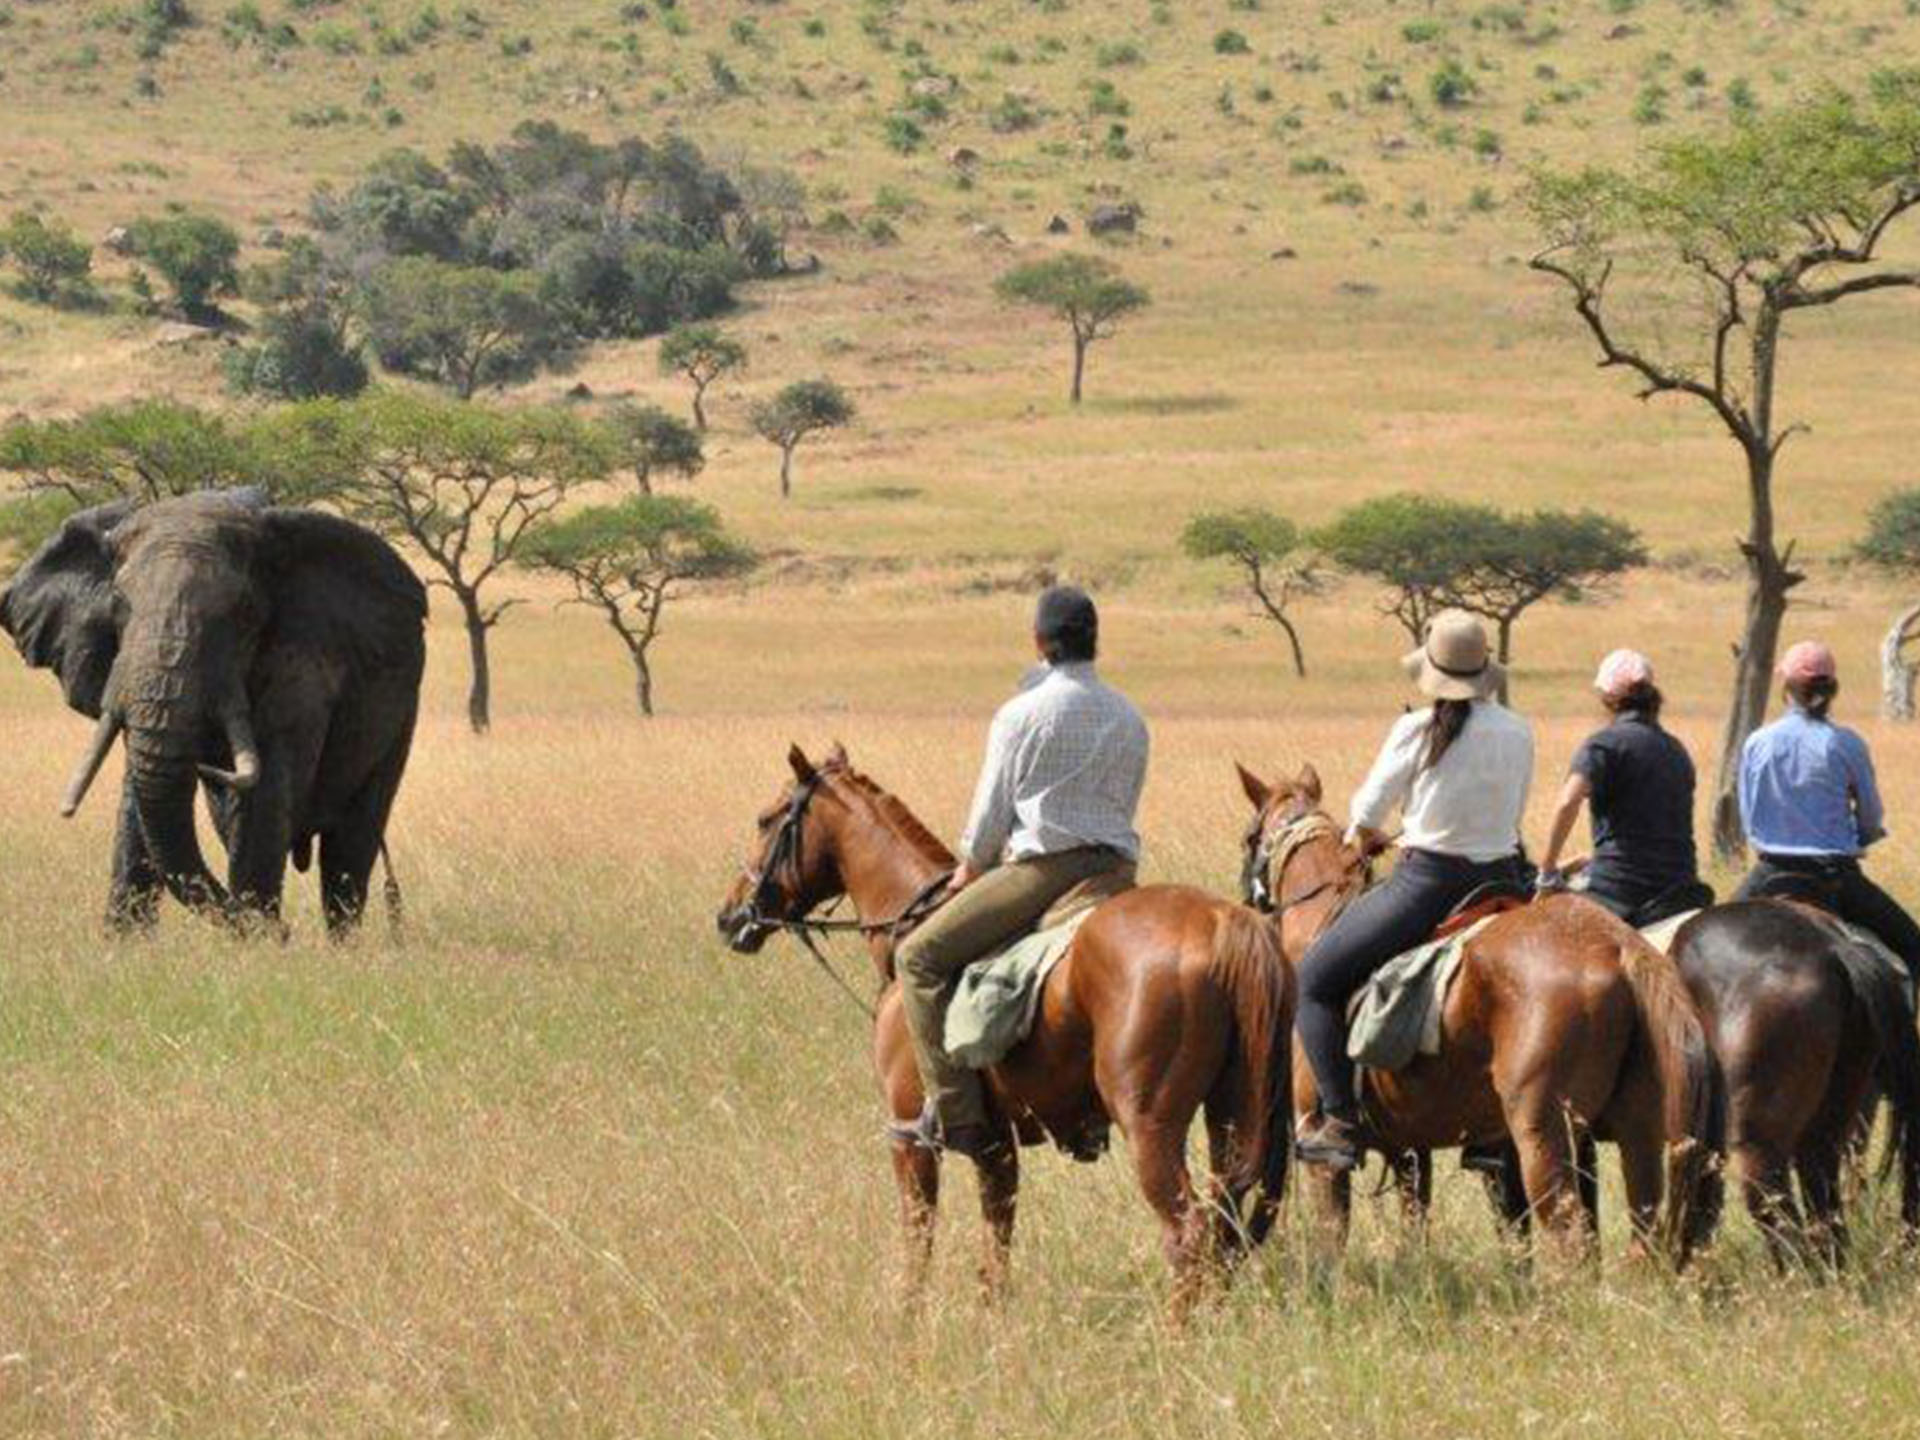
[4,596,1920,1436]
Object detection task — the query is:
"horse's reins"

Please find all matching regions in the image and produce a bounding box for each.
[737,772,954,1021]
[1244,809,1371,922]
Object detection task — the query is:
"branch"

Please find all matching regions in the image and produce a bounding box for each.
[1530,249,1753,440]
[1782,270,1920,310]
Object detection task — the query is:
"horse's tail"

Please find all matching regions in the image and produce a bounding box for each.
[1617,934,1726,1266]
[1206,903,1296,1250]
[1829,933,1920,1231]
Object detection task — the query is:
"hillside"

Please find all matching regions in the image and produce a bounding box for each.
[2,0,1919,718]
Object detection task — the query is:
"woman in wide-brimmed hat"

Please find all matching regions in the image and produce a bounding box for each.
[1293,610,1535,1171]
[1536,649,1710,924]
[1733,641,1920,975]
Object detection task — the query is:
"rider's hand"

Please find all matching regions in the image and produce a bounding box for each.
[949,861,981,892]
[1535,867,1567,895]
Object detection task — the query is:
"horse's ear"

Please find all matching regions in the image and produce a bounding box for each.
[1235,762,1271,810]
[787,743,817,783]
[826,739,849,767]
[1296,763,1322,804]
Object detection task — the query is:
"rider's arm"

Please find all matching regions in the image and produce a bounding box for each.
[1844,730,1888,847]
[1539,772,1592,875]
[957,709,1019,872]
[1347,713,1421,843]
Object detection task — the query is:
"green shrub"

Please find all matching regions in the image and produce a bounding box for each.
[1213,28,1251,55]
[984,43,1019,64]
[127,211,241,316]
[862,215,899,245]
[1288,153,1341,175]
[1472,127,1502,157]
[1726,76,1757,114]
[989,90,1041,131]
[803,17,826,36]
[312,22,360,53]
[1633,82,1667,124]
[1402,19,1443,42]
[223,309,369,399]
[1322,180,1367,206]
[0,211,94,305]
[1086,78,1129,116]
[881,113,924,152]
[1096,40,1142,66]
[1467,184,1497,212]
[1429,59,1477,107]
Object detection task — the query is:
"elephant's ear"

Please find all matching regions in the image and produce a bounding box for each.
[261,509,427,675]
[0,500,134,718]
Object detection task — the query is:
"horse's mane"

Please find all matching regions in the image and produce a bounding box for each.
[826,764,957,867]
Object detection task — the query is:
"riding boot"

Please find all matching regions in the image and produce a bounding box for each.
[1295,1107,1366,1171]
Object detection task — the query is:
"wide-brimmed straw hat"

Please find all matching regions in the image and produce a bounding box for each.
[1402,610,1502,701]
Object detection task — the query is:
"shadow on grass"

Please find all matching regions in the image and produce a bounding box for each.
[1094,392,1241,417]
[839,484,924,503]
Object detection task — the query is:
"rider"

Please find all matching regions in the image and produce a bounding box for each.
[896,585,1148,1160]
[1537,649,1706,922]
[1293,610,1534,1171]
[1736,640,1920,975]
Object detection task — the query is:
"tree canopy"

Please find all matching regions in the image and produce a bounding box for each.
[0,211,93,306]
[605,403,704,494]
[658,322,748,430]
[358,259,564,399]
[750,379,855,498]
[1181,507,1320,677]
[994,253,1150,403]
[127,212,241,318]
[521,495,755,716]
[1527,70,1920,852]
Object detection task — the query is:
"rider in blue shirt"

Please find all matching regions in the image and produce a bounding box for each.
[1736,640,1920,975]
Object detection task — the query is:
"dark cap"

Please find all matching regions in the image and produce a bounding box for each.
[1034,584,1098,645]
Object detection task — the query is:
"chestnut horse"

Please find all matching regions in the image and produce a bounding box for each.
[1237,763,1722,1263]
[716,744,1295,1307]
[1669,900,1920,1265]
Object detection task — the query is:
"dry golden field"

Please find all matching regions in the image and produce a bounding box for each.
[6,0,1920,1435]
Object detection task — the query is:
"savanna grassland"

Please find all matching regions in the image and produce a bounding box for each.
[6,0,1920,1435]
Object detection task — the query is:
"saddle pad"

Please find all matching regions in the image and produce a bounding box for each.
[945,910,1094,1070]
[1346,915,1496,1072]
[1638,909,1704,954]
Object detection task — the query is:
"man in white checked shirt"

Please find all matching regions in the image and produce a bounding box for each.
[897,587,1149,1160]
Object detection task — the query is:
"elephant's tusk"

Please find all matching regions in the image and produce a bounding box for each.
[60,710,123,818]
[199,703,261,792]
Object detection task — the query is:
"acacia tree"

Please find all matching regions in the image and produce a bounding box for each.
[1317,494,1644,699]
[328,392,614,733]
[658,322,747,430]
[359,257,563,398]
[1528,72,1920,855]
[1854,489,1920,720]
[750,379,854,499]
[604,402,704,494]
[521,496,755,716]
[994,253,1150,404]
[1181,507,1321,677]
[0,211,93,305]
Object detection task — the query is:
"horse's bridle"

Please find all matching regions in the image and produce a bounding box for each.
[1243,806,1370,920]
[734,770,954,1019]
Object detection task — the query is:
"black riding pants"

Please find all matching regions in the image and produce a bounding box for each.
[1736,853,1920,976]
[1297,848,1519,1115]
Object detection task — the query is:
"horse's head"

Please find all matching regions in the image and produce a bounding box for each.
[1232,760,1377,915]
[716,742,851,953]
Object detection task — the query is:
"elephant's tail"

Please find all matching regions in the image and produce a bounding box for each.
[381,842,404,942]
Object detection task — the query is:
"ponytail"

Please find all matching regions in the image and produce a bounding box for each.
[1422,698,1473,772]
[1787,676,1838,720]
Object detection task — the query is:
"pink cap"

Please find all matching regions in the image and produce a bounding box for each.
[1778,641,1838,685]
[1594,649,1654,701]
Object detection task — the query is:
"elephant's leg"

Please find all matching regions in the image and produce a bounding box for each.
[225,760,293,928]
[106,776,162,934]
[319,749,409,938]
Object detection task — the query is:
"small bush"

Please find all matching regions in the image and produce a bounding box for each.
[1472,127,1502,158]
[862,215,899,245]
[803,17,826,37]
[1213,28,1251,55]
[1428,59,1477,107]
[1402,19,1443,42]
[1726,76,1757,114]
[127,211,241,316]
[1467,184,1498,212]
[1086,79,1129,116]
[1322,180,1367,206]
[0,211,94,305]
[985,43,1020,65]
[223,310,369,399]
[881,113,925,152]
[1633,82,1667,124]
[988,90,1041,132]
[1288,153,1341,175]
[312,22,360,53]
[1096,40,1142,67]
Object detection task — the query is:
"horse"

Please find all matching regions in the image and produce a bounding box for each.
[1668,900,1920,1266]
[1236,762,1723,1264]
[715,743,1296,1311]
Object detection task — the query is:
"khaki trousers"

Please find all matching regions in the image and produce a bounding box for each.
[898,846,1135,1130]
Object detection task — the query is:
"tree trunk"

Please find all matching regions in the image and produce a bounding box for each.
[779,444,794,499]
[692,381,708,432]
[635,464,653,496]
[1493,615,1514,705]
[1709,436,1798,860]
[633,656,654,717]
[1070,334,1088,405]
[1277,614,1307,678]
[1882,602,1920,721]
[461,594,492,735]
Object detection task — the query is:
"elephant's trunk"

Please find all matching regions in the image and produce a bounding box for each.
[127,735,229,913]
[59,708,124,818]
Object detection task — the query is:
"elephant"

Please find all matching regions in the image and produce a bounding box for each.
[0,488,427,935]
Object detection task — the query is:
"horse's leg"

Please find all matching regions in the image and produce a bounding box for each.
[1612,1116,1666,1264]
[1795,1136,1848,1271]
[889,1139,940,1306]
[1390,1150,1431,1240]
[1505,1093,1588,1267]
[1203,1110,1250,1269]
[972,1118,1020,1304]
[1126,1112,1209,1317]
[1733,1139,1803,1270]
[1481,1141,1532,1245]
[1575,1133,1602,1242]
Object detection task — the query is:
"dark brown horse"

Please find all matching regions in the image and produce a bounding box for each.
[716,744,1295,1308]
[1669,900,1920,1265]
[1237,763,1722,1263]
